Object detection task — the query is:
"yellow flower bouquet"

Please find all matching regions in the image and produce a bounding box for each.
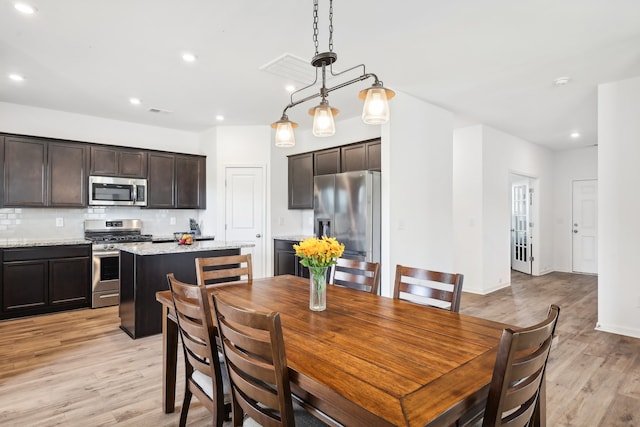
[293,236,345,275]
[293,236,345,311]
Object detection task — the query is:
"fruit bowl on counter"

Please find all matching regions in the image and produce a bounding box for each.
[174,232,194,245]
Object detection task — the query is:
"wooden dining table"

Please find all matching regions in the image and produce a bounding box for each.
[155,274,510,426]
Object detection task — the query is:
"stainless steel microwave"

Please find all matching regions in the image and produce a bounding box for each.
[88,176,147,206]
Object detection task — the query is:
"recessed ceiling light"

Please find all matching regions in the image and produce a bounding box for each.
[570,132,580,139]
[553,76,571,86]
[9,73,25,82]
[129,97,142,105]
[285,84,296,93]
[182,52,197,62]
[14,2,36,14]
[215,115,224,121]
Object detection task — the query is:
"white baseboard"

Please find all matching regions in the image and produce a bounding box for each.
[463,282,510,296]
[595,322,640,339]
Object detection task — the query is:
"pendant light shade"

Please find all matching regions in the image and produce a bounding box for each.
[359,83,396,125]
[271,115,298,147]
[310,100,339,137]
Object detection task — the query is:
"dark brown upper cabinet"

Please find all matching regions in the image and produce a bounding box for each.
[341,139,381,172]
[365,139,381,171]
[175,155,206,209]
[3,136,47,207]
[90,146,148,178]
[48,141,89,207]
[2,136,88,208]
[147,152,175,208]
[314,147,341,176]
[288,153,314,209]
[147,153,206,209]
[0,136,5,206]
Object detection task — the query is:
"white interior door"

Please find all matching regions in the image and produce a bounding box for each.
[225,167,265,278]
[572,180,598,274]
[511,181,531,274]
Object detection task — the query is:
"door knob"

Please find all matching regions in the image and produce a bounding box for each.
[573,229,578,234]
[256,233,262,238]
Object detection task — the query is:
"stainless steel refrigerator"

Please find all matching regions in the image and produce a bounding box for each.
[314,171,381,263]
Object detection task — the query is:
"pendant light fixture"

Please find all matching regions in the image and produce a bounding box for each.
[272,0,395,147]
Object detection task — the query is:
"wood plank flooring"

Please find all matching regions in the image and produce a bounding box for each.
[0,271,638,426]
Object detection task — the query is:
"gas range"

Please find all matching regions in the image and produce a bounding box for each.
[85,219,152,309]
[85,219,152,250]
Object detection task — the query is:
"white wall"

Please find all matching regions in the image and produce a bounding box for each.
[382,92,454,296]
[551,146,598,272]
[452,124,554,294]
[453,125,484,293]
[211,126,271,275]
[597,76,640,339]
[0,102,200,154]
[198,127,218,236]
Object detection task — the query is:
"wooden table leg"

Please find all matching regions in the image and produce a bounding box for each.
[162,305,179,413]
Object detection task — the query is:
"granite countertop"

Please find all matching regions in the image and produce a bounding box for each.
[150,234,216,243]
[0,234,216,249]
[0,238,91,248]
[115,240,255,256]
[273,235,314,242]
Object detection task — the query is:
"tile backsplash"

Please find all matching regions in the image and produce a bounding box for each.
[0,207,205,243]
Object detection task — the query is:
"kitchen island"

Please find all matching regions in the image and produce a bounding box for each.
[117,240,254,339]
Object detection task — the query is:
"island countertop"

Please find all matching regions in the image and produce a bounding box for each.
[272,235,314,242]
[115,240,254,256]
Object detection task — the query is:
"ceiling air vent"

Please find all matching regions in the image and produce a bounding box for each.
[148,108,172,114]
[260,52,338,85]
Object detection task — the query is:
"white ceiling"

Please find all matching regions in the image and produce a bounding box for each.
[2,0,640,151]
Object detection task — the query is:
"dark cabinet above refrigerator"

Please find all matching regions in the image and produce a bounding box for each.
[287,138,381,210]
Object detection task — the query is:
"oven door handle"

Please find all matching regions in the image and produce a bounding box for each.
[93,250,120,258]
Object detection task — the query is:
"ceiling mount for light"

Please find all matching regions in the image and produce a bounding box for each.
[271,0,394,147]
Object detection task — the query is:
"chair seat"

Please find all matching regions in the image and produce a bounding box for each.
[241,401,329,426]
[191,368,232,405]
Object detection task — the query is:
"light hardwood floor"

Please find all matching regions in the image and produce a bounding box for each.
[0,271,638,426]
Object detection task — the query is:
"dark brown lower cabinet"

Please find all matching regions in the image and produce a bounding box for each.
[2,259,48,311]
[1,245,91,319]
[273,239,309,278]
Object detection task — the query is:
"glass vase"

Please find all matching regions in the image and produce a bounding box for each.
[309,267,328,311]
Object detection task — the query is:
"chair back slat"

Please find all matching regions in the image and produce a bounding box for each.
[329,258,380,294]
[212,292,296,427]
[393,264,464,312]
[196,254,253,286]
[482,304,560,427]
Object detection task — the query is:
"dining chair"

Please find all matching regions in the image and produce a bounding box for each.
[195,254,253,287]
[480,304,560,426]
[166,273,231,427]
[211,292,329,427]
[393,264,464,312]
[329,258,381,294]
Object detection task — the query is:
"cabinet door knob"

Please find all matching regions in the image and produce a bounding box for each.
[256,233,262,238]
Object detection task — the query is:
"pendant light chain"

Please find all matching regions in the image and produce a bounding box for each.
[328,0,334,53]
[313,0,319,56]
[313,0,334,54]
